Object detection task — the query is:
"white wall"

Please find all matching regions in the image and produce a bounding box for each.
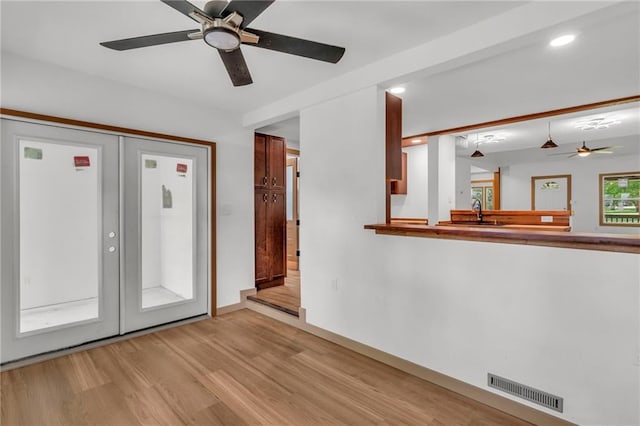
[300,87,639,426]
[1,52,255,309]
[391,144,428,218]
[501,155,640,233]
[299,85,385,339]
[214,133,255,307]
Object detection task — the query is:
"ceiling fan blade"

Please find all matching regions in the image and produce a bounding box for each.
[224,1,275,28]
[161,0,210,22]
[218,49,253,86]
[246,28,345,63]
[594,150,613,154]
[100,29,198,51]
[591,146,612,152]
[567,153,578,158]
[203,0,229,17]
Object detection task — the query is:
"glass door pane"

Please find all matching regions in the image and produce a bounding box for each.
[141,154,194,309]
[19,140,100,332]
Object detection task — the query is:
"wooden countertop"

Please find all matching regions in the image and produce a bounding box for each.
[364,223,640,254]
[436,222,571,232]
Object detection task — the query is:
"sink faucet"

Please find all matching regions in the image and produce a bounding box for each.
[472,198,483,223]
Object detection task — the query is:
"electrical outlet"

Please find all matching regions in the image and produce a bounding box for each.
[331,278,338,291]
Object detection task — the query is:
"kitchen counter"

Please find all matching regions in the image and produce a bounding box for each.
[364,223,640,254]
[436,221,571,232]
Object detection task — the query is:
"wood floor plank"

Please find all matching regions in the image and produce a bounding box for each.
[1,309,530,426]
[190,400,249,426]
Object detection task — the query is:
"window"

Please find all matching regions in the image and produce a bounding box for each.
[600,172,640,226]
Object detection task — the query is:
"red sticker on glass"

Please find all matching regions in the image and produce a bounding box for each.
[74,156,90,167]
[176,163,188,173]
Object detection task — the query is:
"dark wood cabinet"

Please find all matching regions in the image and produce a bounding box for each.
[254,133,268,187]
[255,133,285,190]
[268,136,286,191]
[254,133,286,289]
[390,152,407,194]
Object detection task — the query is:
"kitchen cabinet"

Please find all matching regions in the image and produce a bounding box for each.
[390,152,407,194]
[254,133,286,289]
[255,133,285,191]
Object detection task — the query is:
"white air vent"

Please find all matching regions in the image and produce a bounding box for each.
[488,373,563,413]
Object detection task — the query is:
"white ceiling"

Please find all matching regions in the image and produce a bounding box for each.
[1,0,523,113]
[257,1,640,163]
[2,0,639,164]
[455,103,640,156]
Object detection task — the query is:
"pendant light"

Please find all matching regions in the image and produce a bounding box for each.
[470,135,484,157]
[541,122,559,149]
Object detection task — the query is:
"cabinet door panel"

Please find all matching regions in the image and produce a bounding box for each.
[255,190,269,283]
[254,134,268,188]
[268,136,286,191]
[268,191,287,280]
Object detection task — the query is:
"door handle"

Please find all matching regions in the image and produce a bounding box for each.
[263,176,268,185]
[272,177,277,186]
[263,193,268,203]
[272,194,277,203]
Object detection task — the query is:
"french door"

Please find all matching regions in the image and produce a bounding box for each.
[121,137,208,333]
[1,119,209,363]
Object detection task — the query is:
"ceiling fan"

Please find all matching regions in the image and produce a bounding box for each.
[100,0,346,87]
[550,141,617,158]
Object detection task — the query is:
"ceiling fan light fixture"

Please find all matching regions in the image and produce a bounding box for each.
[204,27,241,51]
[577,151,591,157]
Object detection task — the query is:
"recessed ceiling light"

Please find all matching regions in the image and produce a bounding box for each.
[479,133,506,144]
[389,87,405,94]
[550,34,576,47]
[411,138,422,144]
[575,117,621,130]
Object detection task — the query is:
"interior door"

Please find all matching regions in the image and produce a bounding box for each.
[255,189,269,284]
[269,191,287,281]
[122,137,208,333]
[286,157,299,270]
[1,119,120,363]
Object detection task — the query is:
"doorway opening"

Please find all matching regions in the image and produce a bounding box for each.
[249,120,301,316]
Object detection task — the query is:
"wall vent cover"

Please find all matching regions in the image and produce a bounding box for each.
[488,373,563,413]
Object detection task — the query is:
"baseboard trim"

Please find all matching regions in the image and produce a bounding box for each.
[216,287,257,315]
[243,300,573,426]
[216,302,244,315]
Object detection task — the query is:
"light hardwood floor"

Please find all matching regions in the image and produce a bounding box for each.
[1,309,529,425]
[249,269,300,316]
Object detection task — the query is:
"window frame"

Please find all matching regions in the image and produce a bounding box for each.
[599,171,640,227]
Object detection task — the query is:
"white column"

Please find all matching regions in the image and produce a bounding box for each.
[455,157,471,209]
[427,135,456,224]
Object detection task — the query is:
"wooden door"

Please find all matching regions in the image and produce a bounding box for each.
[268,191,287,282]
[254,189,269,284]
[254,133,268,188]
[269,136,286,191]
